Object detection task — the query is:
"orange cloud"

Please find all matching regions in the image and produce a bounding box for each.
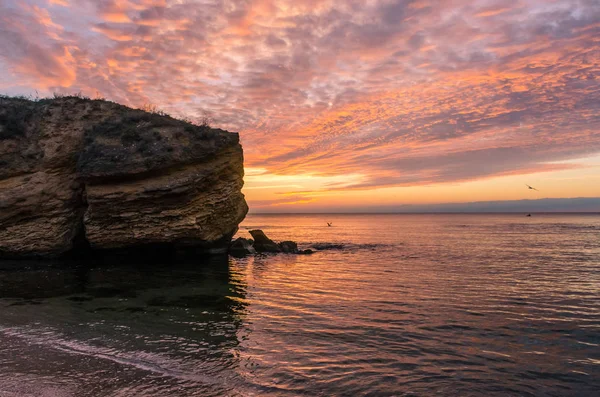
[48,0,68,6]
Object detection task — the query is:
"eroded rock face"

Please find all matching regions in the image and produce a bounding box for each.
[0,96,248,258]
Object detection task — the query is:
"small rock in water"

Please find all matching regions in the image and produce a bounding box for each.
[249,230,281,253]
[231,230,313,256]
[278,241,299,253]
[229,237,256,257]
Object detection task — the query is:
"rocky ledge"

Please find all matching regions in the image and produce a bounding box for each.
[0,96,248,258]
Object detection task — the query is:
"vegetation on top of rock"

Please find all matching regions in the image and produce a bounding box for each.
[0,92,213,131]
[0,93,234,180]
[0,96,38,140]
[78,107,238,180]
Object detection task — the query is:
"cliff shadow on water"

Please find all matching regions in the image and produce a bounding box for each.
[0,254,246,309]
[0,255,248,346]
[0,254,250,396]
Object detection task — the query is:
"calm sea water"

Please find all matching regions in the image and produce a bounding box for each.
[0,214,599,396]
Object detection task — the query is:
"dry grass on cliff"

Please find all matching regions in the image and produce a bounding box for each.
[0,93,214,141]
[140,103,212,129]
[84,108,214,158]
[0,98,35,140]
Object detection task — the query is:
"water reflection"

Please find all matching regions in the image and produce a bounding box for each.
[1,214,599,396]
[0,256,249,397]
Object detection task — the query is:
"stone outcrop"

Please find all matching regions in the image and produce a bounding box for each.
[235,230,313,256]
[248,229,281,253]
[0,96,248,258]
[229,237,256,257]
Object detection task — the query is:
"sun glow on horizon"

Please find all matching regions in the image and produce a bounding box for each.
[244,159,600,212]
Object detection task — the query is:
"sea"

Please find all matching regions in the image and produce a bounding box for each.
[0,213,599,396]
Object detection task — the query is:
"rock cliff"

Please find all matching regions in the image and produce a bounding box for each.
[0,96,248,258]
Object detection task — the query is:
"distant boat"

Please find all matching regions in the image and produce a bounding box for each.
[526,214,532,217]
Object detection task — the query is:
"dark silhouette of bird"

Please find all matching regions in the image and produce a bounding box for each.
[327,222,332,227]
[526,213,532,217]
[526,184,539,191]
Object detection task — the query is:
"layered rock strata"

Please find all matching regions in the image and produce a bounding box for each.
[0,96,248,258]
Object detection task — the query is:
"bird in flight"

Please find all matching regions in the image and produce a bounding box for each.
[327,222,332,227]
[526,184,539,191]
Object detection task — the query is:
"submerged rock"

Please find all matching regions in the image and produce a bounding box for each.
[229,237,256,257]
[248,229,281,253]
[0,96,248,258]
[311,243,344,251]
[278,241,299,254]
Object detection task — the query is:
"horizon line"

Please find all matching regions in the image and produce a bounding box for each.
[247,211,600,215]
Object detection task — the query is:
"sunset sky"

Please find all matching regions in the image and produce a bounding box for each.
[1,0,599,212]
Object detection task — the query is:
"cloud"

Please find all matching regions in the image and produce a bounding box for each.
[48,0,69,6]
[0,2,76,87]
[251,197,600,213]
[1,0,599,207]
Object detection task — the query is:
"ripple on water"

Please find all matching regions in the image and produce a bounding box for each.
[0,213,599,396]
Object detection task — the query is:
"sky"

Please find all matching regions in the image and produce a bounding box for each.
[1,0,599,212]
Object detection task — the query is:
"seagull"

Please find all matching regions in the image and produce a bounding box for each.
[526,184,539,191]
[327,222,332,227]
